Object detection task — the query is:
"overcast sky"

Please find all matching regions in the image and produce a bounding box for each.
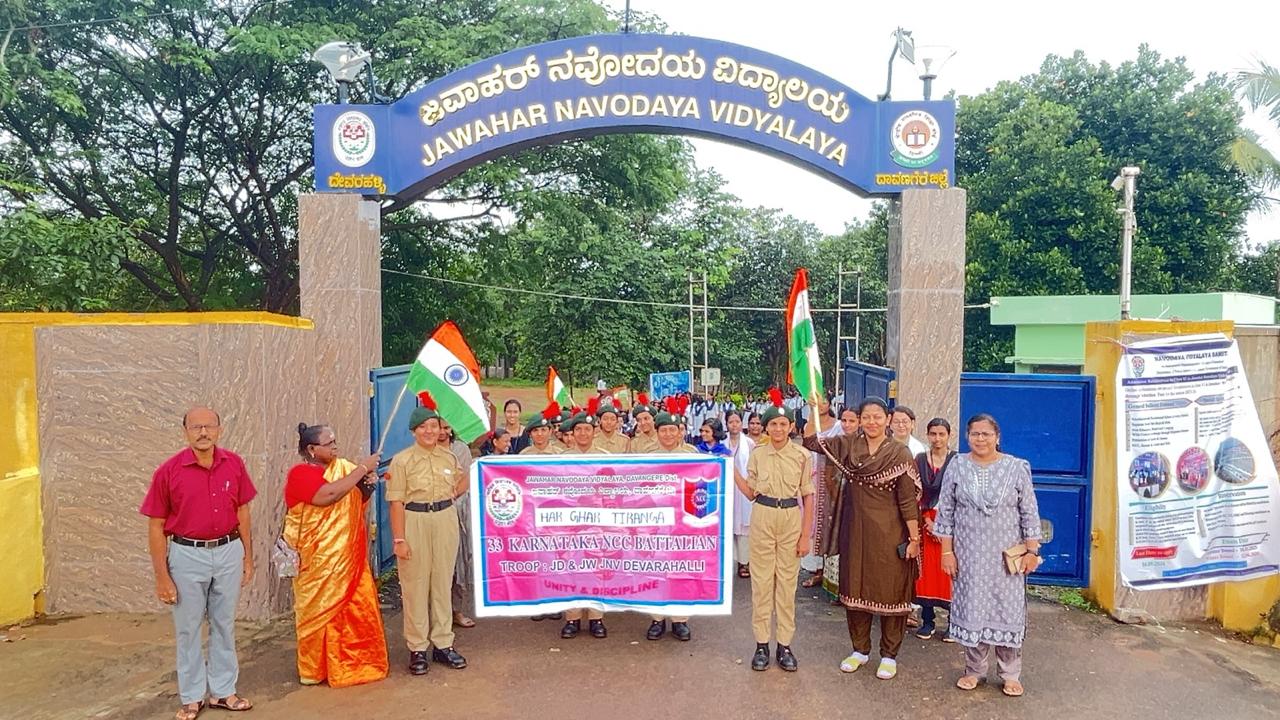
[601,0,1280,249]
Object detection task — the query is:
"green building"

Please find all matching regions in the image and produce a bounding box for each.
[990,292,1279,373]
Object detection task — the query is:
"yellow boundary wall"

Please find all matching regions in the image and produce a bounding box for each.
[1086,320,1280,633]
[0,312,312,625]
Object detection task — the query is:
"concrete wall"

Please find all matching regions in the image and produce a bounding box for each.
[31,315,314,619]
[0,320,45,624]
[1087,321,1280,631]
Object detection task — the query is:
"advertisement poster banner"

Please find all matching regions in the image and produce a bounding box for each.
[470,454,733,616]
[1116,333,1280,588]
[649,370,692,399]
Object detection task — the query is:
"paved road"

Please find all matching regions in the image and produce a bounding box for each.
[5,578,1280,720]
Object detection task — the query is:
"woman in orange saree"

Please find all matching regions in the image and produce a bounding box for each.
[284,423,389,687]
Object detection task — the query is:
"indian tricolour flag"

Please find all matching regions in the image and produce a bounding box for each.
[405,321,490,442]
[545,366,572,407]
[786,268,825,403]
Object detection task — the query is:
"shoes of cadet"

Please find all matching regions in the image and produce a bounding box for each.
[432,646,467,669]
[646,619,666,640]
[588,619,607,638]
[776,644,798,672]
[751,644,770,671]
[408,650,430,675]
[561,620,581,639]
[671,622,691,641]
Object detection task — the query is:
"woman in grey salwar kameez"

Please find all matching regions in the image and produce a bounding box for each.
[934,413,1042,697]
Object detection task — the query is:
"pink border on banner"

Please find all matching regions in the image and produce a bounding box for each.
[470,454,732,616]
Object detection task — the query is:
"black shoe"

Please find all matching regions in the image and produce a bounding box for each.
[671,622,691,641]
[751,644,770,671]
[646,620,667,640]
[432,646,467,669]
[531,614,548,622]
[776,644,798,672]
[560,620,581,639]
[408,650,430,675]
[588,619,607,638]
[549,612,564,620]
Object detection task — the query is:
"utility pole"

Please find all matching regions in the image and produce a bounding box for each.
[1112,166,1141,320]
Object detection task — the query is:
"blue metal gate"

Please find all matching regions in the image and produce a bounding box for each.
[370,364,414,573]
[840,360,1096,586]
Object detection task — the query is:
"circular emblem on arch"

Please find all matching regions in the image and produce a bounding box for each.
[333,111,376,167]
[890,110,941,168]
[443,363,471,387]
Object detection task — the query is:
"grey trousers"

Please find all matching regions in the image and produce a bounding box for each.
[168,538,244,704]
[964,642,1022,682]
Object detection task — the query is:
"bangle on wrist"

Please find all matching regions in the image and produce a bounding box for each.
[942,550,954,556]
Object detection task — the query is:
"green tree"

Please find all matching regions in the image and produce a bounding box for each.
[957,47,1257,369]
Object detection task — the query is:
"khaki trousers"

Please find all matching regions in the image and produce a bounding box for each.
[749,504,802,644]
[565,608,604,621]
[400,509,459,652]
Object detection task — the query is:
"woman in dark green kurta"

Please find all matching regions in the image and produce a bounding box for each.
[803,397,920,680]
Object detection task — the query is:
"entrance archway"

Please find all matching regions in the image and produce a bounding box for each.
[300,32,965,457]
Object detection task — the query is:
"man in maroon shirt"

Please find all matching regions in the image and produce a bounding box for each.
[140,407,257,719]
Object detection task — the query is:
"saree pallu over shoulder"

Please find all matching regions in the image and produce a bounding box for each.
[285,458,388,688]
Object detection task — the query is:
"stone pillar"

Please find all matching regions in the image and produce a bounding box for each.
[298,194,382,455]
[885,188,967,426]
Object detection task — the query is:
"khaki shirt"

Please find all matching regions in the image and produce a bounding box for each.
[593,431,629,454]
[651,442,697,454]
[520,443,565,456]
[630,431,660,453]
[747,440,815,499]
[563,444,607,455]
[387,443,462,503]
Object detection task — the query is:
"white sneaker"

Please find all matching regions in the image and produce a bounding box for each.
[839,651,869,673]
[876,658,898,679]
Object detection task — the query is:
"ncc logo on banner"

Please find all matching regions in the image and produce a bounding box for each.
[683,477,718,527]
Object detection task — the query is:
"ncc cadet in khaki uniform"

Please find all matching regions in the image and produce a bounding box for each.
[645,401,698,642]
[520,403,566,456]
[592,396,630,454]
[387,404,469,675]
[629,393,660,452]
[557,408,610,639]
[734,397,814,672]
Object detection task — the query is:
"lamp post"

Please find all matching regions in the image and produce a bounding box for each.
[916,46,957,101]
[877,28,914,102]
[312,41,389,104]
[1112,166,1141,320]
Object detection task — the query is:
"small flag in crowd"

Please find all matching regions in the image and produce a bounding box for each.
[405,321,491,442]
[546,366,573,408]
[785,268,825,403]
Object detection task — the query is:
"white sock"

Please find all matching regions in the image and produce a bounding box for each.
[849,651,869,663]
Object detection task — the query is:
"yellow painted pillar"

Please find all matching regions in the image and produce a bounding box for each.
[0,321,44,624]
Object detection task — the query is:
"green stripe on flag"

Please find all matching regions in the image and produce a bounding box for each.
[405,362,488,442]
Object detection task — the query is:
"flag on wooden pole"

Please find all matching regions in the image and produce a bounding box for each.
[404,321,490,442]
[786,268,825,403]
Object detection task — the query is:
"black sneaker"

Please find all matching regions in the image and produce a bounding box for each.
[646,619,666,640]
[915,623,936,640]
[751,644,770,671]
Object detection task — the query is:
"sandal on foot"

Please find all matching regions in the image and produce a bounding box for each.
[1002,680,1024,697]
[209,696,253,711]
[175,702,203,720]
[956,675,982,691]
[839,652,869,673]
[876,658,898,680]
[801,573,824,588]
[453,612,476,628]
[737,564,751,578]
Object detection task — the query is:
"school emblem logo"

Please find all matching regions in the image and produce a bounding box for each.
[1130,355,1146,378]
[682,477,719,527]
[486,478,523,527]
[890,110,941,168]
[333,111,376,167]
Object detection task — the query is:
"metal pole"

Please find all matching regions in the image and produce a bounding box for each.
[688,273,695,379]
[835,262,845,389]
[854,271,862,361]
[623,0,632,33]
[701,271,709,369]
[1116,166,1140,320]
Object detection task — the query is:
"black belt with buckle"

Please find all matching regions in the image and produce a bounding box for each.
[754,495,800,509]
[171,529,240,548]
[406,499,454,513]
